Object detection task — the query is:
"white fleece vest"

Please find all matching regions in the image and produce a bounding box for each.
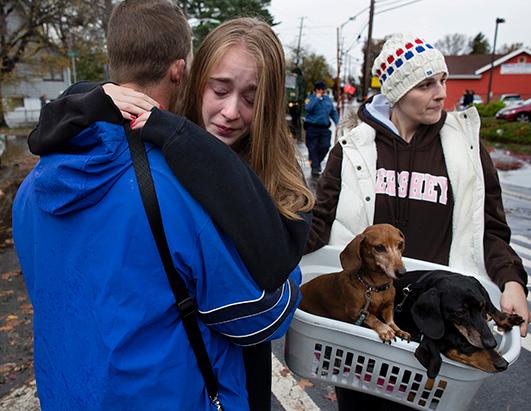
[329,107,488,279]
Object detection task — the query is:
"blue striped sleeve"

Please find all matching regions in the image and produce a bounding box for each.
[199,273,300,346]
[191,219,301,346]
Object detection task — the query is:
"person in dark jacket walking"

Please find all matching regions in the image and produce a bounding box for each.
[304,81,339,177]
[14,3,307,410]
[305,33,529,411]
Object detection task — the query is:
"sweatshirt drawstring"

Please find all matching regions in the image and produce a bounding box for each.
[393,139,400,229]
[402,136,417,227]
[393,135,416,230]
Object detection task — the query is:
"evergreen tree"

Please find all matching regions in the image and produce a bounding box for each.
[469,32,491,55]
[288,50,333,95]
[178,0,274,50]
[434,33,470,55]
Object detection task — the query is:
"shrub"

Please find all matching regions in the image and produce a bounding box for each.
[474,101,506,117]
[480,117,531,145]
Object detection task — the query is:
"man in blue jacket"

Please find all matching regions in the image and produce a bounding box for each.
[305,81,339,177]
[12,1,300,410]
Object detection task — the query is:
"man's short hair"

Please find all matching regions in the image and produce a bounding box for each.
[107,0,191,86]
[314,81,326,90]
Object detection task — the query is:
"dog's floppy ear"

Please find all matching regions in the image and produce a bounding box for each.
[398,228,405,250]
[340,234,364,273]
[415,337,443,379]
[411,288,445,340]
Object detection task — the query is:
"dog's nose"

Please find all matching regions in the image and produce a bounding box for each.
[494,357,508,371]
[395,267,407,277]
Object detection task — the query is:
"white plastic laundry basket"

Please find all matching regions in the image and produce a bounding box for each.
[285,246,521,411]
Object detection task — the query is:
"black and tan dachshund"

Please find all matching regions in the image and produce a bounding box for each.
[394,270,524,378]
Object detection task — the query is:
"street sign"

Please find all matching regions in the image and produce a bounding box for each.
[67,51,79,58]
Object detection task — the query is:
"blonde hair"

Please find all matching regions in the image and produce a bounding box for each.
[183,18,314,219]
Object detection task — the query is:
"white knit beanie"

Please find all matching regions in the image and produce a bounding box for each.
[372,33,448,104]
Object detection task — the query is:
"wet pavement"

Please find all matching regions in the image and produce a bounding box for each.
[0,126,530,410]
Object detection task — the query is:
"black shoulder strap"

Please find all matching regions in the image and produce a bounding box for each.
[125,125,223,410]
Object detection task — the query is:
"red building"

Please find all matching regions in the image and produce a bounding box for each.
[444,48,531,110]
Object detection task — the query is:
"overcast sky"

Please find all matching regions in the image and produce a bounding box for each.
[269,0,531,77]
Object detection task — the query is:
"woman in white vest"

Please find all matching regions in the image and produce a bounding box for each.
[306,33,529,411]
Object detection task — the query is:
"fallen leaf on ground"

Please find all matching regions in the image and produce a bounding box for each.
[0,314,22,332]
[279,367,291,377]
[323,387,337,402]
[20,304,33,314]
[0,363,16,374]
[1,270,21,281]
[297,378,314,389]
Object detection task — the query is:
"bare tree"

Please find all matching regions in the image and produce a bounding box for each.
[434,33,470,55]
[0,0,117,125]
[0,1,70,124]
[498,42,525,54]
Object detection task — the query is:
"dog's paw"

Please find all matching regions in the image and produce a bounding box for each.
[376,324,396,343]
[396,329,411,342]
[495,312,525,331]
[507,313,525,326]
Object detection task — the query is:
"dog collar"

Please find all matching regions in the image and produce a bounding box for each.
[395,270,435,313]
[356,274,391,293]
[353,275,391,326]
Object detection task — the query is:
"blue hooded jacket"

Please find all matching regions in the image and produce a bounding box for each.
[13,122,301,410]
[304,94,339,126]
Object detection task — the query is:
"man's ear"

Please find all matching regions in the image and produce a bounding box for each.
[169,59,186,85]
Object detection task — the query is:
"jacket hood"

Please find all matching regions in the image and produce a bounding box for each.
[361,94,401,138]
[34,122,132,215]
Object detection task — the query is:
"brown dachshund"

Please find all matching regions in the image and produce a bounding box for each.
[300,224,411,342]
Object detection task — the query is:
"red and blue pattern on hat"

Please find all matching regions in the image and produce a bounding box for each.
[372,33,448,104]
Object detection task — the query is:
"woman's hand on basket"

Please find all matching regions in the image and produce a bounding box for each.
[500,281,530,337]
[102,83,161,120]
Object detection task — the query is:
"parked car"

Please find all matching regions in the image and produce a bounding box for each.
[495,98,531,122]
[498,93,523,106]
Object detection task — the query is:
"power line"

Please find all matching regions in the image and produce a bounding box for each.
[344,19,370,53]
[376,0,424,15]
[375,0,411,6]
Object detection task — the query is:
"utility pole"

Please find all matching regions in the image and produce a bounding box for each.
[362,0,376,100]
[487,17,505,104]
[336,27,341,108]
[295,17,305,66]
[336,15,356,111]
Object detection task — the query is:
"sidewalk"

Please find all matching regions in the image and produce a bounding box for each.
[498,162,531,190]
[297,100,359,190]
[0,381,39,411]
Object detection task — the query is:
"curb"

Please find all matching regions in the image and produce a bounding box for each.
[0,380,39,411]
